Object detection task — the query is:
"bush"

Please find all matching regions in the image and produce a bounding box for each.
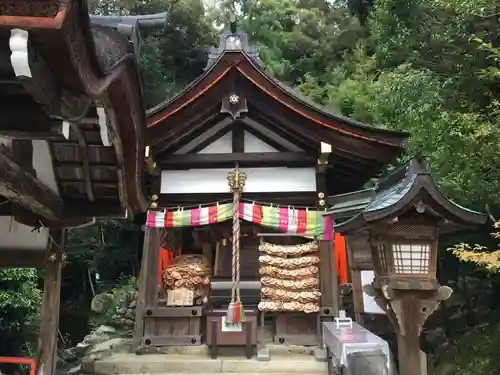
[90,276,138,329]
[0,268,41,372]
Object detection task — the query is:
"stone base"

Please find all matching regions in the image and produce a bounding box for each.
[82,352,327,374]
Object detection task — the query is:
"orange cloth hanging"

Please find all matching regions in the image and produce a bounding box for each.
[157,247,177,285]
[334,232,349,284]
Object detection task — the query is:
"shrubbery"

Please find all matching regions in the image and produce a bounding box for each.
[0,268,41,373]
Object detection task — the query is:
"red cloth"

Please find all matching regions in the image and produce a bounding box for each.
[157,247,177,285]
[334,232,349,284]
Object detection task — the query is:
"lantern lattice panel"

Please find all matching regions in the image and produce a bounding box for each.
[388,224,434,239]
[377,244,388,274]
[392,243,430,274]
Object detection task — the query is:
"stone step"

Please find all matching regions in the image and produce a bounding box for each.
[85,353,328,374]
[83,373,324,375]
[137,344,318,357]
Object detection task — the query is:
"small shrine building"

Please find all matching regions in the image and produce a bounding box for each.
[136,22,409,354]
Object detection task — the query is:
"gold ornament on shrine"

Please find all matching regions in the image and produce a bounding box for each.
[227,164,247,193]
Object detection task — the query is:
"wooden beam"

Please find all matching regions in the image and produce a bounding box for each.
[69,124,95,202]
[318,240,340,317]
[241,122,289,152]
[0,98,63,139]
[157,152,315,169]
[149,80,231,151]
[246,110,317,153]
[0,249,46,268]
[187,121,233,154]
[244,83,398,163]
[37,229,65,375]
[159,191,317,207]
[232,121,245,153]
[157,112,224,154]
[0,149,64,221]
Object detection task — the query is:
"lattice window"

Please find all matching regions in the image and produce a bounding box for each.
[392,243,430,274]
[377,244,388,274]
[389,224,435,239]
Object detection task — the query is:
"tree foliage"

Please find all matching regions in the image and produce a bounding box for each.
[0,269,40,361]
[450,221,500,272]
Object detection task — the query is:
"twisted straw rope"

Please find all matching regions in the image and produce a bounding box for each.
[231,191,240,302]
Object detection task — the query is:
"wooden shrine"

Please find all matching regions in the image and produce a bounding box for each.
[135,20,409,355]
[0,2,164,374]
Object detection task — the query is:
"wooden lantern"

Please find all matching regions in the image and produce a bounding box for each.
[334,156,486,375]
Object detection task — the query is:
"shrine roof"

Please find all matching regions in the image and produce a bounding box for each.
[147,48,408,146]
[331,156,486,233]
[146,25,409,178]
[0,0,156,224]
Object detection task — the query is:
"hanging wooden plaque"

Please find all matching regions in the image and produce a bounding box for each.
[167,288,194,306]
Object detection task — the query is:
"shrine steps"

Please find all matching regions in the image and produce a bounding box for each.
[88,373,323,375]
[82,352,328,374]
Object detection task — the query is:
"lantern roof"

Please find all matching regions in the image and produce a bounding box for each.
[332,156,487,233]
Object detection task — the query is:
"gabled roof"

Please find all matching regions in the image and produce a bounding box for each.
[0,0,152,222]
[146,24,409,192]
[332,156,487,233]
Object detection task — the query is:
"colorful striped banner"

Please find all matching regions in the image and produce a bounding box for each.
[147,202,327,238]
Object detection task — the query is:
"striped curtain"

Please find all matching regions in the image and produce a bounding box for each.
[147,203,326,239]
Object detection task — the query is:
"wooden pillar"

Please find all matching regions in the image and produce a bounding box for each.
[350,270,364,325]
[318,240,339,316]
[396,296,425,375]
[364,285,452,375]
[36,229,65,375]
[132,226,160,350]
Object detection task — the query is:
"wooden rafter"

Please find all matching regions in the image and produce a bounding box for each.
[244,82,395,162]
[0,150,64,222]
[234,59,407,146]
[186,119,233,154]
[166,113,229,154]
[69,123,95,202]
[149,79,231,147]
[154,105,223,154]
[247,109,317,153]
[157,152,315,169]
[240,120,290,152]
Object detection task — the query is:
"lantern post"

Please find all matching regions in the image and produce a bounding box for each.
[334,157,486,375]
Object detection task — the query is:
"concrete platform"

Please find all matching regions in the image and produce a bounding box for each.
[83,353,328,374]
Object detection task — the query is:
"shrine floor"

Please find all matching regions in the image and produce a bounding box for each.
[81,347,328,374]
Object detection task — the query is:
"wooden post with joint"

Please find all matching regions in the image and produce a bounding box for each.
[37,228,66,375]
[316,141,339,358]
[132,159,161,351]
[364,284,453,375]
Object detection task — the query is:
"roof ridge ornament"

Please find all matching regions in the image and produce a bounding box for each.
[205,12,261,71]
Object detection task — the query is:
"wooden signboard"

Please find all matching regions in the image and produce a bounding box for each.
[167,288,194,306]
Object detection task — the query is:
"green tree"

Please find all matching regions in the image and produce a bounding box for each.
[0,269,41,359]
